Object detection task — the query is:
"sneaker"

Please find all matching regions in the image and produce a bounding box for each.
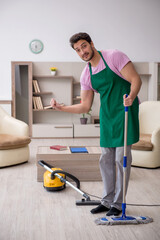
[106,207,122,216]
[90,204,109,214]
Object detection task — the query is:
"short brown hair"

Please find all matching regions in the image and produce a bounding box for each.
[69,32,92,48]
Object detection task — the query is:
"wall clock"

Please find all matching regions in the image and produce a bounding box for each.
[29,39,43,54]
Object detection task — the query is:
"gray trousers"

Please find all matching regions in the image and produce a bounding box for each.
[100,146,132,210]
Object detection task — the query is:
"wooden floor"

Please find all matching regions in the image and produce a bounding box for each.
[0,138,160,240]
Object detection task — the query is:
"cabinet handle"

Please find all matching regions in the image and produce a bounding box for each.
[94,125,100,128]
[54,126,72,129]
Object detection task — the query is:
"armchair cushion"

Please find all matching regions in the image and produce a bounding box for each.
[0,134,31,150]
[132,134,153,151]
[131,101,160,168]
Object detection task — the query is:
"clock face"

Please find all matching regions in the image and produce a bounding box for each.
[29,39,43,54]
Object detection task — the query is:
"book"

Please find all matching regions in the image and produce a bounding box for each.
[50,145,68,151]
[44,105,52,109]
[38,96,43,109]
[32,97,37,109]
[35,80,40,92]
[32,80,37,93]
[33,80,40,93]
[35,97,40,109]
[70,147,88,153]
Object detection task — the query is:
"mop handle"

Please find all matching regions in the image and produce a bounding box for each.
[124,105,128,161]
[122,94,128,217]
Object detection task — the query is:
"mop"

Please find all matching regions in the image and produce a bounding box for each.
[95,103,153,225]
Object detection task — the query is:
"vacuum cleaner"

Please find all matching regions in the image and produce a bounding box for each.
[38,160,100,206]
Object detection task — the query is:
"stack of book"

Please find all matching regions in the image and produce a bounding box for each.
[33,96,43,110]
[32,80,43,110]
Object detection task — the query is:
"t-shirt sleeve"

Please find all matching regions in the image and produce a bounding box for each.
[80,66,93,91]
[112,50,131,72]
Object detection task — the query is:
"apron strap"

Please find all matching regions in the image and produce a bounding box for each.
[98,51,108,67]
[89,51,108,76]
[89,62,92,76]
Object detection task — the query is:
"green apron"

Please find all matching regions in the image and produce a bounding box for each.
[89,51,139,148]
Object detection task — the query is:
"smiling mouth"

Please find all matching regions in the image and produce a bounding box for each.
[83,53,89,58]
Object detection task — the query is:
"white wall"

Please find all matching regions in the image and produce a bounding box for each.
[0,0,160,99]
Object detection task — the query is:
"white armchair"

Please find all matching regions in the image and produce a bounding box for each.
[131,101,160,168]
[0,106,31,167]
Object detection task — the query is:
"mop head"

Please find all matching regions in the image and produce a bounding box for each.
[95,215,153,225]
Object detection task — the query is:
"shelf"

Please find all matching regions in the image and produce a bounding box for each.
[73,97,81,101]
[33,109,55,112]
[139,74,151,76]
[33,75,73,80]
[0,100,12,104]
[32,75,73,115]
[13,61,159,139]
[73,81,80,85]
[33,92,52,95]
[73,82,81,104]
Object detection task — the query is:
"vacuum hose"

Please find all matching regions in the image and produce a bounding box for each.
[51,170,80,189]
[38,160,80,189]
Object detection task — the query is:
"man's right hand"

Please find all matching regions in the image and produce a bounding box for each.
[50,98,62,111]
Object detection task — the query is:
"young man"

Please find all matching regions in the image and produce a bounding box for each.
[50,32,142,216]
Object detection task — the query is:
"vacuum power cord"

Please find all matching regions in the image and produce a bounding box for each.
[81,190,160,207]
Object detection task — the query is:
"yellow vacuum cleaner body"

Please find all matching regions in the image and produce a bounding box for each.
[43,167,65,191]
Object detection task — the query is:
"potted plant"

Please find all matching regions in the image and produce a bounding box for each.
[80,109,92,124]
[50,67,57,76]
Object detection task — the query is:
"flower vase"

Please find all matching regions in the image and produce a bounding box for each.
[51,71,56,76]
[80,118,88,124]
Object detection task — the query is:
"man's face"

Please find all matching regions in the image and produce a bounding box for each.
[73,40,94,62]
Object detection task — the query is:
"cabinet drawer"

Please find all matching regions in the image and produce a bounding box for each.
[32,124,73,138]
[74,124,100,137]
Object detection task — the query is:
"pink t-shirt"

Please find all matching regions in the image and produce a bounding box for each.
[80,49,130,92]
